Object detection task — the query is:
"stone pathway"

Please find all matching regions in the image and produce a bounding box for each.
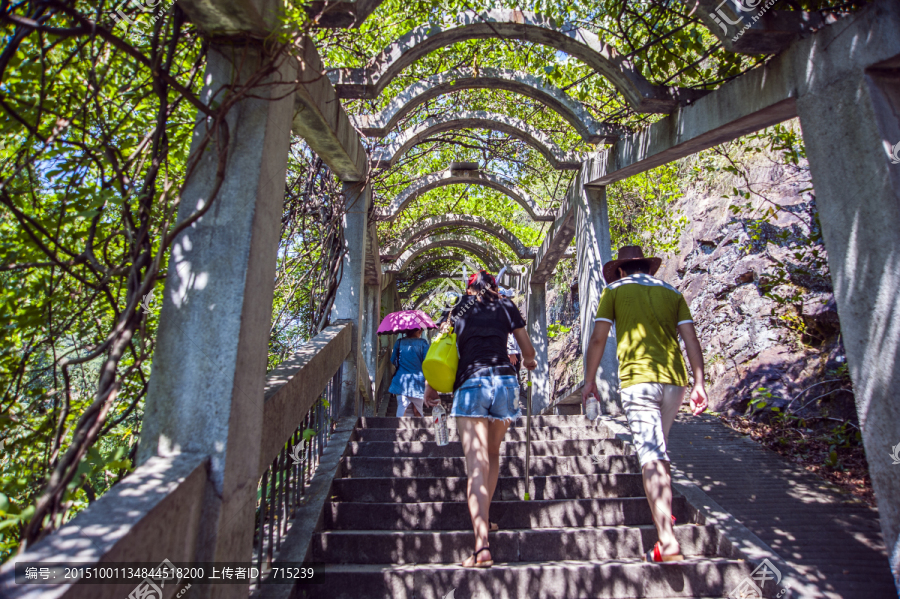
[667,413,894,598]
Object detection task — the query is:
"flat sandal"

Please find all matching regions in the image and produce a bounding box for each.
[462,546,493,568]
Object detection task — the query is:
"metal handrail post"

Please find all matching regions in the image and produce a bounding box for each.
[524,370,532,501]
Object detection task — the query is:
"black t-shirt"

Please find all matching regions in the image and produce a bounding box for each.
[449,295,527,390]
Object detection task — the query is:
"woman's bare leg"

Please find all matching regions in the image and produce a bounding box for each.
[487,419,510,502]
[457,416,492,563]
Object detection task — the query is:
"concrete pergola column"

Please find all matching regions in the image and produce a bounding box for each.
[360,272,380,416]
[527,282,551,414]
[796,56,900,585]
[137,45,294,593]
[574,180,621,415]
[331,181,371,416]
[378,272,399,409]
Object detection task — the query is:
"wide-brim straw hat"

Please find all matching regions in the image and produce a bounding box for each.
[603,245,662,284]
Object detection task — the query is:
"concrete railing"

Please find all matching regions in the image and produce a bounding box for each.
[258,324,352,476]
[0,324,355,599]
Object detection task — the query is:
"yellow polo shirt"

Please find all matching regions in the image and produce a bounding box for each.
[595,274,693,389]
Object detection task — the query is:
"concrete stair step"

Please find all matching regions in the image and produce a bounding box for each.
[325,497,690,531]
[340,455,641,478]
[297,559,764,599]
[312,524,724,564]
[330,474,648,503]
[357,416,609,431]
[347,439,630,458]
[354,426,617,443]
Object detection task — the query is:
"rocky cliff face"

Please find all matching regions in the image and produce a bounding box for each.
[549,129,853,420]
[660,143,850,417]
[661,195,847,415]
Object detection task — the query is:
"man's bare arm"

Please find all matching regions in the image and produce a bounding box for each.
[677,322,709,416]
[582,320,612,406]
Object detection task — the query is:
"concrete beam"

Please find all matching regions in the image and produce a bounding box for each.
[292,37,367,182]
[391,233,506,272]
[377,168,554,222]
[582,4,854,187]
[371,111,583,171]
[678,0,835,55]
[381,213,535,261]
[352,68,621,144]
[258,324,352,476]
[528,180,578,286]
[329,9,705,112]
[584,77,797,186]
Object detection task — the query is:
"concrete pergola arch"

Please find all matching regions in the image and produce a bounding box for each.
[371,111,582,170]
[377,168,554,222]
[329,9,702,113]
[381,214,536,261]
[389,233,507,272]
[400,251,484,276]
[398,273,455,299]
[412,286,462,310]
[352,68,620,144]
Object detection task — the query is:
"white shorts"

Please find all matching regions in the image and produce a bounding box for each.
[396,395,425,417]
[621,383,686,467]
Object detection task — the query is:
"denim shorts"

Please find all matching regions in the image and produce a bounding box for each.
[451,372,521,422]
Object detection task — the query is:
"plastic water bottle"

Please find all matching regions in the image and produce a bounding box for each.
[433,404,449,446]
[585,395,600,421]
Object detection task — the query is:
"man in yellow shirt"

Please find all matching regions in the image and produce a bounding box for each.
[583,246,709,562]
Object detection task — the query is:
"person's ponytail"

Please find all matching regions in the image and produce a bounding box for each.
[467,270,500,302]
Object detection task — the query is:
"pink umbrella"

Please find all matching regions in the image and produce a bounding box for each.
[377,310,437,335]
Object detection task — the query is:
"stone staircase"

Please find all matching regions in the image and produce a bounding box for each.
[299,406,767,599]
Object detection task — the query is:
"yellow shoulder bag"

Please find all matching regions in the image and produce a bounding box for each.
[421,328,458,393]
[422,298,475,393]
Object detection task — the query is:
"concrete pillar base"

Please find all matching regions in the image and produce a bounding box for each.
[574,180,621,416]
[527,282,550,414]
[331,182,372,417]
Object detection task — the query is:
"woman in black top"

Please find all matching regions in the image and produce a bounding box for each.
[425,270,536,568]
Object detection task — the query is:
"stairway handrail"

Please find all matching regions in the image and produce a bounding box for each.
[259,323,353,477]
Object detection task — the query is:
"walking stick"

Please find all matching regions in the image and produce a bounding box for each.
[524,370,532,501]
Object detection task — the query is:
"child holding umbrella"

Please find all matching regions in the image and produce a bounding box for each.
[378,310,438,417]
